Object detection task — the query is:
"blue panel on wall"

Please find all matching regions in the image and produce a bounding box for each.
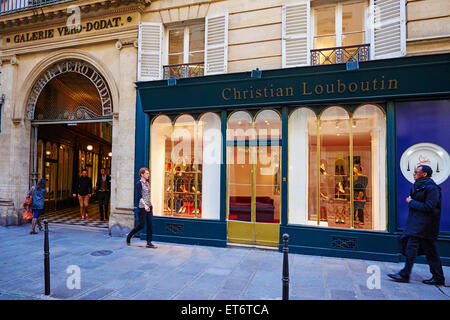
[396,99,450,232]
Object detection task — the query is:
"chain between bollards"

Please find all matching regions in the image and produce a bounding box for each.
[44,219,50,296]
[282,233,289,300]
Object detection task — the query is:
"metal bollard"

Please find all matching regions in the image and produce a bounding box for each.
[44,219,50,295]
[282,233,289,300]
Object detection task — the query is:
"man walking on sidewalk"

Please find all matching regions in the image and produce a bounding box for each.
[388,165,445,285]
[73,168,93,220]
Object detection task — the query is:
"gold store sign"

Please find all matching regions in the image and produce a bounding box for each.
[7,16,132,44]
[221,76,398,101]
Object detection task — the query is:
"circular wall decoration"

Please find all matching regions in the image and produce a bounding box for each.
[400,142,450,185]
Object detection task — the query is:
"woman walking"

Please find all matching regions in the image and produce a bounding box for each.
[28,179,47,235]
[126,168,157,248]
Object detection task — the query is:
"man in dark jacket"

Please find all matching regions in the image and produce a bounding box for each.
[73,168,93,220]
[95,168,111,221]
[388,165,445,285]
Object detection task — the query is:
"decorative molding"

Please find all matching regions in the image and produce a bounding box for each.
[0,0,151,31]
[115,38,138,50]
[0,54,18,65]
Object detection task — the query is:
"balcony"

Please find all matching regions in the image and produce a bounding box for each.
[311,44,370,66]
[163,62,205,80]
[0,0,68,15]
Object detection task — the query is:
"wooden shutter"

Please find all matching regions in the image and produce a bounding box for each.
[205,13,228,75]
[282,1,310,68]
[370,0,406,59]
[138,23,163,81]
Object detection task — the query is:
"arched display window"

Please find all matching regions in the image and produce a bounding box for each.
[150,113,221,219]
[288,105,386,231]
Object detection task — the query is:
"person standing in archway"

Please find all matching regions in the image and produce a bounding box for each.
[73,168,92,220]
[95,168,111,221]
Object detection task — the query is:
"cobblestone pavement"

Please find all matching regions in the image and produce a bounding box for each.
[0,224,449,300]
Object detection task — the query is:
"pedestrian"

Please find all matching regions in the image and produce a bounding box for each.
[73,168,93,220]
[126,167,157,248]
[28,179,47,235]
[95,168,111,221]
[388,165,445,285]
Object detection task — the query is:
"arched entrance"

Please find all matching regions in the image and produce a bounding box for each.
[28,59,113,227]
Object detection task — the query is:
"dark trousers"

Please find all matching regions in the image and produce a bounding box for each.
[127,207,153,244]
[97,191,109,220]
[399,236,445,281]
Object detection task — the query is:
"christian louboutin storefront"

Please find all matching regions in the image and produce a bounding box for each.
[135,53,450,264]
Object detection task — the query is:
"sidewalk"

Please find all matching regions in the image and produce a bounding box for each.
[0,224,449,300]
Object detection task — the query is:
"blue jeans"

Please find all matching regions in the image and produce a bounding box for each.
[32,209,42,219]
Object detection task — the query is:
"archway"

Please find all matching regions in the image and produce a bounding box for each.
[28,59,114,227]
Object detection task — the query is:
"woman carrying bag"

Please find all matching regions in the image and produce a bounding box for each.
[28,179,47,235]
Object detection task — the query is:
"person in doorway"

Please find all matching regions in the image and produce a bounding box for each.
[73,168,93,220]
[388,165,445,285]
[95,168,111,221]
[28,179,47,235]
[126,167,157,248]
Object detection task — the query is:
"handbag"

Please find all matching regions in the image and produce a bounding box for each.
[23,186,35,208]
[23,209,33,220]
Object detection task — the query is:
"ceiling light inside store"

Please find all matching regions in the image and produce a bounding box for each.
[108,152,112,157]
[87,145,93,151]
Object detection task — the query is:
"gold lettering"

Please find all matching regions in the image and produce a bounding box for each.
[285,87,294,96]
[348,82,358,93]
[302,82,312,95]
[222,88,232,100]
[337,80,346,93]
[388,79,398,90]
[326,84,335,94]
[360,81,369,91]
[314,85,323,95]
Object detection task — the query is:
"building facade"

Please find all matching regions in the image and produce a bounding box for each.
[1,0,449,264]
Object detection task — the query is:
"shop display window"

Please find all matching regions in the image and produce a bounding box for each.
[289,105,386,231]
[151,113,221,219]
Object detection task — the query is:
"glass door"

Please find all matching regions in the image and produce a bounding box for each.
[227,110,281,247]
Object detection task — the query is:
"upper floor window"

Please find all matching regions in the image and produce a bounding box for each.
[168,24,205,65]
[313,1,366,50]
[312,1,369,65]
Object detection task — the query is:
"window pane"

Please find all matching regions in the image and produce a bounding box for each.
[150,116,172,217]
[289,108,317,225]
[353,105,386,231]
[315,7,335,37]
[255,146,281,223]
[255,110,281,140]
[173,115,197,217]
[169,28,184,55]
[168,54,183,65]
[189,24,205,55]
[189,52,204,64]
[342,2,366,46]
[227,111,254,140]
[319,107,351,228]
[228,146,252,222]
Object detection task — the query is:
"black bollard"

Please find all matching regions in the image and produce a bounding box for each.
[282,233,289,300]
[44,219,50,295]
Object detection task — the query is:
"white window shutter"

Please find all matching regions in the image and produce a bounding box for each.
[205,13,228,75]
[282,1,310,68]
[370,0,406,59]
[138,23,163,81]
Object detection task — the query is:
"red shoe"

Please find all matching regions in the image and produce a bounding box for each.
[81,216,85,220]
[85,214,89,220]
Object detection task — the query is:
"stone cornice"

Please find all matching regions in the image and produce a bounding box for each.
[0,0,151,32]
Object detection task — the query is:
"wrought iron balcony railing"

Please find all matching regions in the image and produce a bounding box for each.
[0,0,66,15]
[311,44,370,66]
[163,62,205,80]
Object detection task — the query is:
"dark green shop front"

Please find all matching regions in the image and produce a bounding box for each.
[135,53,450,265]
